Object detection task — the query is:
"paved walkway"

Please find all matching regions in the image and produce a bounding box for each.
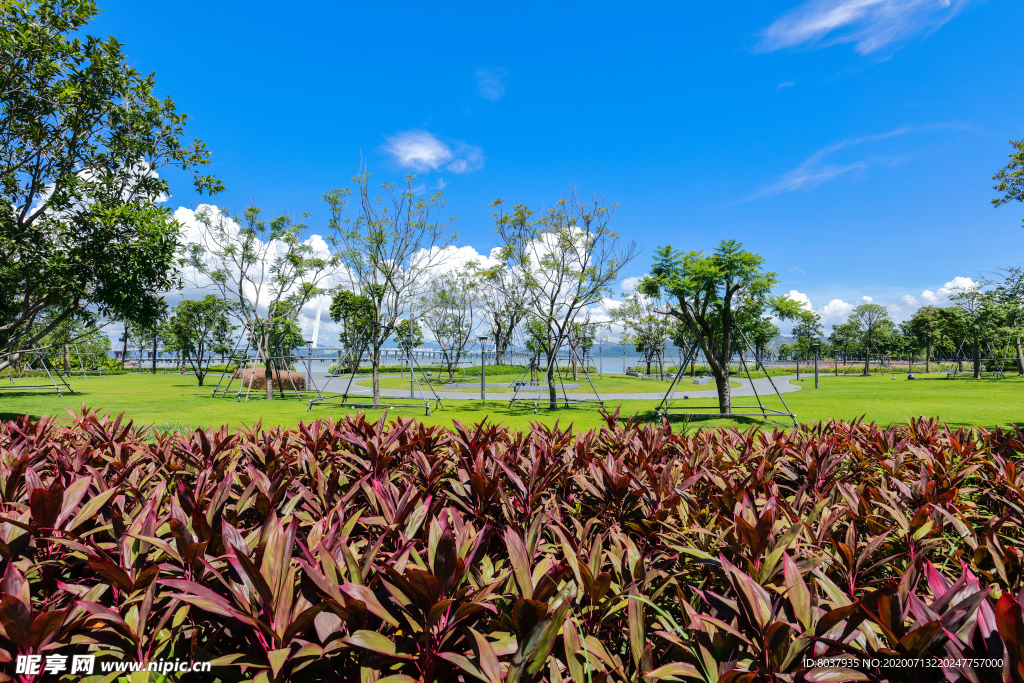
[307,372,801,402]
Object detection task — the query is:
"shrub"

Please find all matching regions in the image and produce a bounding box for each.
[1,409,1023,681]
[232,367,307,391]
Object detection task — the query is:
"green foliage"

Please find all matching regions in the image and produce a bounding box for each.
[163,296,235,386]
[330,289,378,373]
[4,408,1024,682]
[641,240,800,410]
[992,138,1024,226]
[394,319,424,353]
[0,0,219,371]
[617,293,672,373]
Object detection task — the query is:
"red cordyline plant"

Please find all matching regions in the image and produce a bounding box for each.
[2,408,1024,682]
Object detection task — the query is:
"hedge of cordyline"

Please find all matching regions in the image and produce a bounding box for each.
[1,407,1024,683]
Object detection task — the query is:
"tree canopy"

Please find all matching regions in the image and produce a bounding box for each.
[0,0,220,372]
[641,239,800,414]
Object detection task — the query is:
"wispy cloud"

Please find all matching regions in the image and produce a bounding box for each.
[778,81,796,89]
[475,68,507,100]
[758,0,972,55]
[383,130,485,174]
[746,122,969,199]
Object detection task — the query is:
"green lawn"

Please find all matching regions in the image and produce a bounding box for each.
[359,372,739,394]
[0,371,1020,433]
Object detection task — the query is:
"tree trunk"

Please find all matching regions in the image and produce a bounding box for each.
[152,336,157,374]
[265,348,274,401]
[1015,337,1024,375]
[121,333,128,369]
[925,342,931,373]
[372,345,381,407]
[546,353,557,409]
[64,343,70,375]
[973,336,981,379]
[863,337,870,376]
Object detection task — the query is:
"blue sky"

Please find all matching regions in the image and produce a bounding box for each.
[93,0,1022,332]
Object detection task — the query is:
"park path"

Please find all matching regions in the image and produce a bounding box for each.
[306,372,801,402]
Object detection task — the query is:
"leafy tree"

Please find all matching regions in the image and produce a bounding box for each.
[992,139,1024,227]
[394,319,423,357]
[420,267,477,382]
[746,317,779,362]
[617,292,672,376]
[125,303,168,374]
[0,0,220,373]
[566,314,599,380]
[163,296,234,386]
[493,190,637,408]
[523,318,550,383]
[792,311,824,360]
[948,285,1002,379]
[329,290,377,375]
[829,321,860,366]
[641,240,800,415]
[31,315,112,374]
[988,266,1024,375]
[907,305,943,373]
[848,303,892,375]
[326,174,455,406]
[185,207,334,399]
[476,261,528,366]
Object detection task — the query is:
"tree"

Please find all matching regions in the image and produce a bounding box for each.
[163,296,234,386]
[992,139,1024,227]
[641,240,800,415]
[326,173,455,407]
[617,292,673,376]
[746,317,779,362]
[907,306,943,373]
[329,290,377,375]
[791,311,824,360]
[523,318,550,383]
[184,207,335,399]
[829,321,860,366]
[988,266,1024,375]
[566,314,599,380]
[476,261,528,366]
[848,304,893,375]
[420,267,477,382]
[948,285,1001,379]
[394,319,423,358]
[0,0,220,373]
[125,303,168,374]
[493,190,637,408]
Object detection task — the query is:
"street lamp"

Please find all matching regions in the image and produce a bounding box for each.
[812,341,820,389]
[478,335,489,401]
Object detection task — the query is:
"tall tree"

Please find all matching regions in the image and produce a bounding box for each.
[493,190,637,408]
[0,0,220,373]
[476,261,528,366]
[989,266,1024,375]
[184,207,335,399]
[163,296,235,386]
[848,303,892,375]
[791,311,824,360]
[326,173,455,407]
[420,267,477,382]
[948,285,1001,379]
[641,240,800,415]
[992,139,1024,227]
[746,317,779,362]
[617,292,673,376]
[907,305,943,373]
[329,290,377,375]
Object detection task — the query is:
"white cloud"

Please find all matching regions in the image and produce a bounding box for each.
[787,289,813,311]
[758,0,972,55]
[937,275,976,297]
[621,276,643,293]
[902,294,918,305]
[476,68,507,100]
[778,81,796,89]
[747,123,969,199]
[861,295,873,301]
[383,130,485,174]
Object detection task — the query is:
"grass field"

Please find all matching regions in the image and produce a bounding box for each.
[358,372,740,393]
[0,371,1021,433]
